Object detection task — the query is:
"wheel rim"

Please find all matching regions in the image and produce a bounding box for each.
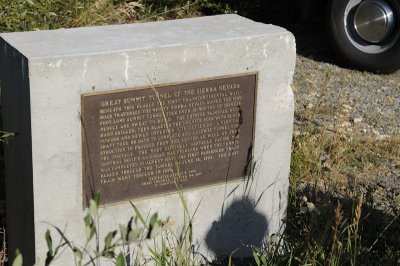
[344,0,400,54]
[354,0,395,43]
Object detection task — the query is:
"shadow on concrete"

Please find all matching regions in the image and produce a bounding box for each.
[208,183,400,265]
[205,197,268,261]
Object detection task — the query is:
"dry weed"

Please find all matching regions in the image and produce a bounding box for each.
[291,121,400,191]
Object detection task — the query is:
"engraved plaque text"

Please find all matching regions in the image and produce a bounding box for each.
[82,74,257,205]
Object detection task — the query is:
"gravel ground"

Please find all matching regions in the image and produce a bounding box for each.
[293,56,400,138]
[292,54,400,211]
[245,0,400,213]
[289,53,400,264]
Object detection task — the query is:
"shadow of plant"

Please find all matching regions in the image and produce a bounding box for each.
[206,197,268,261]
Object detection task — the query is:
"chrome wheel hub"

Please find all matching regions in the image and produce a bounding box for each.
[344,0,400,54]
[354,0,395,43]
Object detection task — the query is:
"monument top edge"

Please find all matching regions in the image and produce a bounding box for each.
[0,14,291,59]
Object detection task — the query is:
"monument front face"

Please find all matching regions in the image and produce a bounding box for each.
[0,15,296,265]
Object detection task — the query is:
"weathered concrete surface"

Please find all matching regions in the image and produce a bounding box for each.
[0,14,295,265]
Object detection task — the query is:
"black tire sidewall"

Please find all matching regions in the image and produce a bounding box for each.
[328,0,400,73]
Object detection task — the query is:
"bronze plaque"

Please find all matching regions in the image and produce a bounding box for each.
[82,74,257,205]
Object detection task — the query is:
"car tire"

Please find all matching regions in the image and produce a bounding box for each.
[328,0,400,73]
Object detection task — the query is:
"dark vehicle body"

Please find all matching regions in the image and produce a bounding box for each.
[224,0,400,73]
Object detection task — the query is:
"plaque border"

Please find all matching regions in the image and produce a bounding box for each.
[81,72,259,207]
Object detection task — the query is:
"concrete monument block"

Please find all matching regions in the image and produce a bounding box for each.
[0,14,296,265]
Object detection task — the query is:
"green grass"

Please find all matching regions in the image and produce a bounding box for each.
[0,0,232,33]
